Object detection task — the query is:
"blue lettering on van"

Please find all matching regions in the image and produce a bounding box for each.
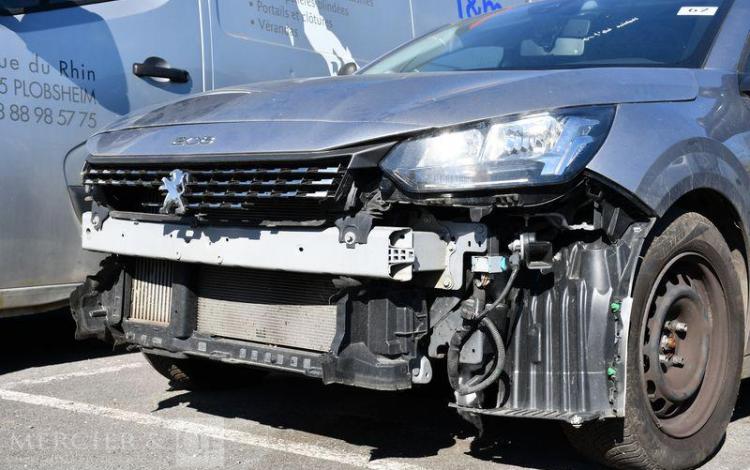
[12,80,96,104]
[0,52,99,129]
[457,0,503,19]
[58,60,96,82]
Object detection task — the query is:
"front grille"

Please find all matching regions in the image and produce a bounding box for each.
[130,259,174,325]
[196,266,339,352]
[84,158,351,224]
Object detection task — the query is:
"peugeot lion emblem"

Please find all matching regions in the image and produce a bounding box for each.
[159,169,190,215]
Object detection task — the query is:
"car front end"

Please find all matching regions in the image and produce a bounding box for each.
[70,1,746,468]
[72,85,647,420]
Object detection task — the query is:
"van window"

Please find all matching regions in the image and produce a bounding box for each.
[0,0,112,16]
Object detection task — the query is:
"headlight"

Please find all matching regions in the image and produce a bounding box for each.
[381,107,615,193]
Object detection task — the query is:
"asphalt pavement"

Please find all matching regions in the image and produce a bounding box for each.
[1,310,749,470]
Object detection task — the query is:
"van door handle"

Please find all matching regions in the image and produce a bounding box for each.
[133,62,190,83]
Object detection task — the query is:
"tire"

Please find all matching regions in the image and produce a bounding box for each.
[143,352,267,390]
[566,212,744,470]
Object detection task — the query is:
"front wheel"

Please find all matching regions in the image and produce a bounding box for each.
[567,212,744,469]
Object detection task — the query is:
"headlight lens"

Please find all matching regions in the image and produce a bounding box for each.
[381,107,614,193]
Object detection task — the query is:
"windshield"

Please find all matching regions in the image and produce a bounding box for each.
[363,0,731,73]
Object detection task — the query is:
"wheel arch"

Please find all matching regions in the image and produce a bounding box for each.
[646,188,749,357]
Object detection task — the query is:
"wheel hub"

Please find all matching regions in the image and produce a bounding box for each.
[641,254,723,438]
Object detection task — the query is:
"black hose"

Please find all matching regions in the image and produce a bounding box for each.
[450,317,506,396]
[447,266,519,397]
[447,324,473,392]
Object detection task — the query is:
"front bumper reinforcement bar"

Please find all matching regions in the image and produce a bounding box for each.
[81,212,487,285]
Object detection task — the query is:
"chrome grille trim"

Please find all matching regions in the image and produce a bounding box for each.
[83,159,350,221]
[130,259,174,325]
[83,163,347,200]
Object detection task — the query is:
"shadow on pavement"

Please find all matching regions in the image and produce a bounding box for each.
[155,372,593,469]
[731,378,750,422]
[3,311,749,468]
[0,308,120,375]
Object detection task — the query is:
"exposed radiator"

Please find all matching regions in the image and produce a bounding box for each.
[130,259,174,325]
[196,267,338,352]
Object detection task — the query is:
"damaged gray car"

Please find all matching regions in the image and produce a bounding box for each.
[69,0,750,468]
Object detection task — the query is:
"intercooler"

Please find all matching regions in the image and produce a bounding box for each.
[130,259,175,325]
[129,261,339,352]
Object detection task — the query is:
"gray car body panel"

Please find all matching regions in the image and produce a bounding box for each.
[89,68,699,156]
[587,72,750,218]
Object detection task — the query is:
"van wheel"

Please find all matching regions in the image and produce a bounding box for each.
[143,352,266,390]
[566,212,744,469]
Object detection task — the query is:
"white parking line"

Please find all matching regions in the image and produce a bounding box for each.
[0,388,423,470]
[3,363,145,388]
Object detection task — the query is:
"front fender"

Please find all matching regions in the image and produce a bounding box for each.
[587,71,750,222]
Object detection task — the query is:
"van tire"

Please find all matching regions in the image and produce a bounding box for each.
[143,352,266,390]
[565,212,744,469]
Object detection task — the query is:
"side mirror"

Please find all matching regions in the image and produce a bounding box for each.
[740,74,750,95]
[338,62,358,76]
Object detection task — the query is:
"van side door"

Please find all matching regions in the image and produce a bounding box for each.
[0,0,204,313]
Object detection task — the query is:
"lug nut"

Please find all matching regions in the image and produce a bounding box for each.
[665,320,688,334]
[671,355,686,367]
[660,334,677,351]
[659,353,686,368]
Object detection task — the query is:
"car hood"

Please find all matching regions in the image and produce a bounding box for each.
[88,68,698,157]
